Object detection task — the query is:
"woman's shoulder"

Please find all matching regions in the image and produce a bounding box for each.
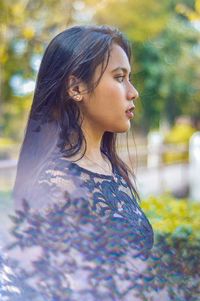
[14,155,87,212]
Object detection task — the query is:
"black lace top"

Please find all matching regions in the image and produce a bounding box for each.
[30,152,154,250]
[3,152,154,301]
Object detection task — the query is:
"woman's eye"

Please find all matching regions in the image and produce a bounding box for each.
[115,76,125,83]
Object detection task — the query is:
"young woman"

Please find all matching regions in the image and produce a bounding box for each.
[9,25,154,300]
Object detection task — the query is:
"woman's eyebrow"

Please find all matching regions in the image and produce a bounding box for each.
[111,67,131,76]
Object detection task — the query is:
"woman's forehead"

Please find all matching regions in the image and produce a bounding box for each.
[92,44,131,81]
[107,44,131,72]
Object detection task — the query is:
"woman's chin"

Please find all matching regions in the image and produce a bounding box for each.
[111,122,131,133]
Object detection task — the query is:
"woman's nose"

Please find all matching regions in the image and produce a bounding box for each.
[127,84,139,101]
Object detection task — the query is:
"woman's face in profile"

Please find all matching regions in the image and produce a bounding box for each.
[80,43,139,133]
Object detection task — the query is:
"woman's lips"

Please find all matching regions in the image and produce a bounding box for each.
[125,108,134,119]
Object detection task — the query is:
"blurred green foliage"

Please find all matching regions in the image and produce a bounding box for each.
[141,195,200,300]
[142,195,200,240]
[0,0,199,141]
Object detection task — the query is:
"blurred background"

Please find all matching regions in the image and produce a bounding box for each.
[0,1,200,299]
[1,0,200,214]
[0,2,200,194]
[0,0,200,199]
[0,0,200,200]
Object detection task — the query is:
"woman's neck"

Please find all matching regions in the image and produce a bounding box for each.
[66,121,112,174]
[81,119,104,161]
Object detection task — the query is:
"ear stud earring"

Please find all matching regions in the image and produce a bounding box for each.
[74,94,82,101]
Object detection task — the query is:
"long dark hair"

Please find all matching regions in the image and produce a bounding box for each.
[13,25,139,203]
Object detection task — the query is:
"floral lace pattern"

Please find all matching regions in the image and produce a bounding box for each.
[1,153,154,301]
[37,154,154,254]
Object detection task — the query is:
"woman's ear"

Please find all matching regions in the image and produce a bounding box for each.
[67,75,86,102]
